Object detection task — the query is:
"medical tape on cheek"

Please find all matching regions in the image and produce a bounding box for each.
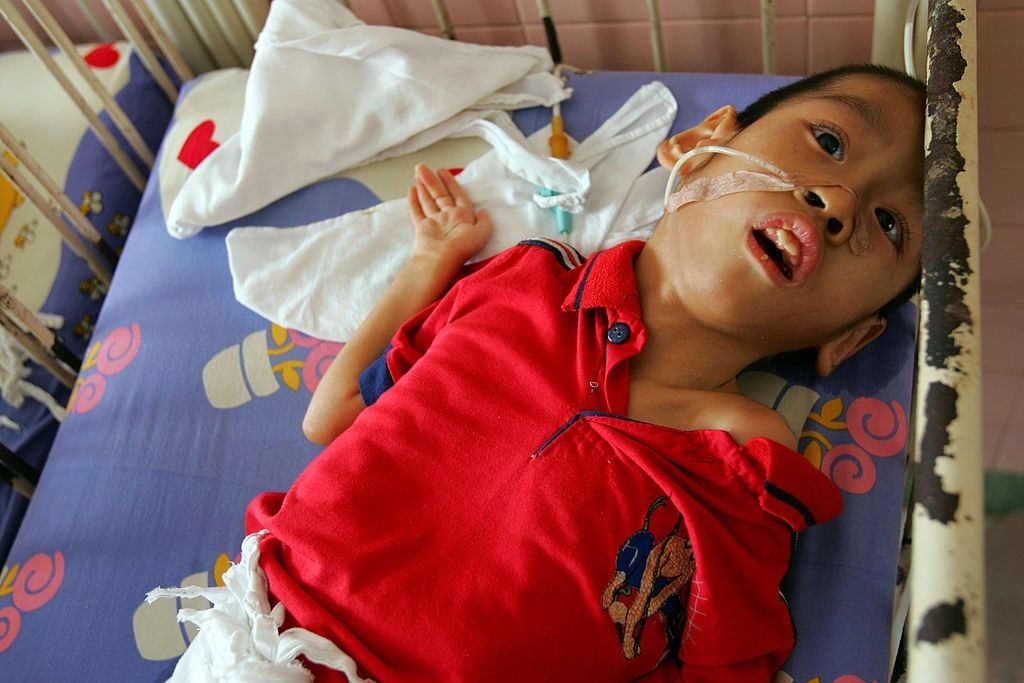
[662,145,873,256]
[664,170,796,212]
[662,145,795,209]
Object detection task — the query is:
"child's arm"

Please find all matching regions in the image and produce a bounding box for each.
[302,164,492,445]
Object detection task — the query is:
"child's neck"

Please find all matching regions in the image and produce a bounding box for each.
[631,247,763,393]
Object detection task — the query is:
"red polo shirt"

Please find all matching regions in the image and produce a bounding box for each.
[247,239,842,682]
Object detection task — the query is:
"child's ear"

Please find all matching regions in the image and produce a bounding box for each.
[815,316,888,377]
[657,105,739,171]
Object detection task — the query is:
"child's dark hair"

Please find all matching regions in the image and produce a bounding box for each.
[739,63,925,320]
[735,63,926,130]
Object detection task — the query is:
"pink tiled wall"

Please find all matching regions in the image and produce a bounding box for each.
[348,0,878,74]
[975,2,1024,472]
[2,0,1022,468]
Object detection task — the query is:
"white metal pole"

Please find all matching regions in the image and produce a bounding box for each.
[908,0,985,679]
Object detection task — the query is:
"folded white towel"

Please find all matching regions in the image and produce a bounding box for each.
[226,82,677,342]
[166,0,568,238]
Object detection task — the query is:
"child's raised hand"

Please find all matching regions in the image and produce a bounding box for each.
[408,164,492,266]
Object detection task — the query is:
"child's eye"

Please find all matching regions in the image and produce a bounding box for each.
[812,125,844,161]
[875,208,904,249]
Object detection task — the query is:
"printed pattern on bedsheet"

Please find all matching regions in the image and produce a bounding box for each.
[766,304,916,681]
[0,42,174,563]
[202,325,341,410]
[0,42,170,323]
[0,70,914,682]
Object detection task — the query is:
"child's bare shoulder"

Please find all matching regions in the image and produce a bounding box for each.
[629,381,797,449]
[711,392,797,449]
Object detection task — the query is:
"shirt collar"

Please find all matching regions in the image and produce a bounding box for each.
[562,240,645,317]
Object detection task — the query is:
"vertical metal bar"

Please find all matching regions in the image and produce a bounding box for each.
[645,0,666,72]
[0,0,148,191]
[22,0,155,168]
[136,0,215,75]
[761,0,775,74]
[104,0,180,101]
[204,0,255,66]
[908,0,985,680]
[872,0,905,67]
[535,0,562,64]
[0,120,117,273]
[0,306,76,389]
[0,133,114,285]
[76,0,116,42]
[230,0,269,43]
[0,442,37,500]
[430,0,455,40]
[178,0,244,68]
[126,0,195,84]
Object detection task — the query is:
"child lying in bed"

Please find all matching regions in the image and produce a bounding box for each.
[156,64,925,682]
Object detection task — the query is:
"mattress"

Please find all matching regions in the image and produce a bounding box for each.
[0,68,915,681]
[0,42,174,559]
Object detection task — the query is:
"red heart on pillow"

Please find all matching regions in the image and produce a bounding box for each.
[177,120,221,170]
[84,43,119,68]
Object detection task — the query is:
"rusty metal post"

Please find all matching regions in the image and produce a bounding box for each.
[909,0,985,679]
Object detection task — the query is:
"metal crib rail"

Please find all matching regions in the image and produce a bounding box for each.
[910,0,986,679]
[0,0,272,393]
[0,0,148,190]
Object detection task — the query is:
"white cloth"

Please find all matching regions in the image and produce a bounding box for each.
[227,82,677,342]
[146,531,371,682]
[0,312,67,427]
[166,0,568,238]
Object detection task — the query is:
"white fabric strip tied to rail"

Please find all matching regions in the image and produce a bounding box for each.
[226,81,677,342]
[165,0,570,238]
[146,531,372,682]
[0,312,67,428]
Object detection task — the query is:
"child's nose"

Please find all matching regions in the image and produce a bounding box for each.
[802,185,857,245]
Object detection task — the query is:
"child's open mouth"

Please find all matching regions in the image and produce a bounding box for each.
[748,215,820,286]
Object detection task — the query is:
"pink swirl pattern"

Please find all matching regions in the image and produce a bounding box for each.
[847,397,907,458]
[12,551,65,612]
[69,374,106,414]
[0,605,20,653]
[823,443,876,494]
[303,341,344,393]
[289,329,323,349]
[95,323,142,375]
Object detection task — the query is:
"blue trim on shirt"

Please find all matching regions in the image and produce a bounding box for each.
[571,257,599,311]
[765,481,816,527]
[358,344,394,406]
[519,238,583,271]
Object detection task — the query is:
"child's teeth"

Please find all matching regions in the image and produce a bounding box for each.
[778,230,798,257]
[764,226,799,260]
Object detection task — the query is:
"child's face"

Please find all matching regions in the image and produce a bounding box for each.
[649,74,924,355]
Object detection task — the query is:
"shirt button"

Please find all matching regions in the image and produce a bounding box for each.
[607,322,631,344]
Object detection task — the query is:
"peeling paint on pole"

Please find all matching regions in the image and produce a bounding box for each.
[919,382,961,524]
[909,0,985,680]
[922,1,971,374]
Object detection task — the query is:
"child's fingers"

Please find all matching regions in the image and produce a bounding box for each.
[408,186,426,222]
[415,163,454,208]
[438,168,470,207]
[416,181,438,215]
